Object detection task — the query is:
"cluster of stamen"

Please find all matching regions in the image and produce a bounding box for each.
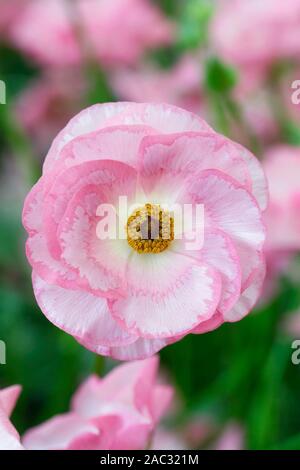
[126,203,174,254]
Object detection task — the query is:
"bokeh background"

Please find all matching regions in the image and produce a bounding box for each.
[1,0,300,450]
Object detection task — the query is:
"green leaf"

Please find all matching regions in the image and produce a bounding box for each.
[205,57,238,94]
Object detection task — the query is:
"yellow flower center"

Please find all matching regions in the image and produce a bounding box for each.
[126,203,174,254]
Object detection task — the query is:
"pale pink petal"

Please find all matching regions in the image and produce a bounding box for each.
[0,386,22,417]
[111,259,222,338]
[23,413,100,450]
[0,386,23,450]
[171,230,242,318]
[43,159,137,259]
[58,184,130,296]
[57,125,156,171]
[107,337,173,361]
[44,102,211,172]
[32,272,136,349]
[139,132,252,200]
[72,357,160,419]
[151,385,173,423]
[227,255,266,321]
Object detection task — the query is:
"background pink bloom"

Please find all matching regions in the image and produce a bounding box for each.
[261,146,300,300]
[263,146,300,253]
[0,0,28,36]
[10,0,173,68]
[23,356,173,450]
[23,102,267,360]
[213,422,244,450]
[150,428,188,451]
[78,0,174,67]
[0,385,23,450]
[211,0,300,78]
[111,55,204,115]
[14,70,86,152]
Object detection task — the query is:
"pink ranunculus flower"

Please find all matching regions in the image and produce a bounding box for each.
[0,385,24,450]
[211,0,300,78]
[111,55,204,115]
[23,102,267,360]
[10,0,173,68]
[23,356,173,450]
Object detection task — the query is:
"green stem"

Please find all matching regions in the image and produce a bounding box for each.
[94,355,105,376]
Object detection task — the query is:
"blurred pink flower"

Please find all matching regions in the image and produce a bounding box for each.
[261,146,300,300]
[78,0,174,67]
[23,102,267,360]
[284,309,300,337]
[23,356,173,450]
[10,0,173,67]
[263,146,300,253]
[112,55,204,115]
[0,0,28,36]
[0,385,23,450]
[211,0,300,78]
[213,422,244,450]
[14,70,86,152]
[150,428,188,451]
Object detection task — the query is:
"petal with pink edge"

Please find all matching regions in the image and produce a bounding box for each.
[171,229,242,318]
[111,258,221,338]
[43,159,137,259]
[58,184,131,296]
[56,125,156,171]
[138,132,252,200]
[44,102,211,172]
[32,272,137,348]
[226,254,266,321]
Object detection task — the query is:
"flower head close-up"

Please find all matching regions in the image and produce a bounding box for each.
[23,102,268,360]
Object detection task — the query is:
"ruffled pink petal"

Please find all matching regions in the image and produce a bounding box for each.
[111,257,222,338]
[57,125,156,171]
[192,311,224,334]
[171,229,242,318]
[23,413,100,450]
[183,169,265,249]
[44,102,211,172]
[138,132,252,201]
[22,179,44,235]
[77,336,172,361]
[226,253,266,321]
[58,184,130,296]
[234,141,268,211]
[44,102,133,172]
[43,159,137,259]
[183,169,266,313]
[32,272,136,349]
